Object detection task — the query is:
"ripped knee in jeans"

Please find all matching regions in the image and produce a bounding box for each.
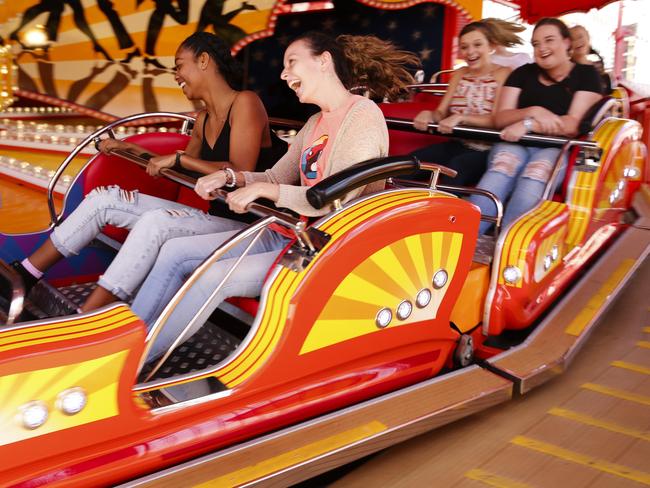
[164,208,194,218]
[522,159,554,182]
[87,185,137,204]
[491,151,522,177]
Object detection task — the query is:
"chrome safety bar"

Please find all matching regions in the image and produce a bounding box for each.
[135,216,276,385]
[390,178,504,232]
[0,260,25,325]
[46,112,196,227]
[406,83,448,95]
[385,117,602,150]
[430,69,456,83]
[108,148,302,231]
[541,141,580,201]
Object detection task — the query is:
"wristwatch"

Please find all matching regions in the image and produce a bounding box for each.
[523,117,535,133]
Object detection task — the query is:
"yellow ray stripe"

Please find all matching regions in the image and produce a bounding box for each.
[217,271,291,383]
[514,203,564,270]
[643,327,650,333]
[565,259,634,336]
[581,383,650,406]
[322,193,431,237]
[198,420,387,487]
[0,308,136,342]
[512,436,650,485]
[611,361,650,375]
[637,341,650,349]
[549,407,650,441]
[465,468,532,488]
[0,316,137,353]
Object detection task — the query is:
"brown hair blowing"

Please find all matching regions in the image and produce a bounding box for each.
[293,31,420,102]
[482,18,527,48]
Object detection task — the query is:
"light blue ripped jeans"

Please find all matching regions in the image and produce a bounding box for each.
[50,185,245,300]
[468,143,565,234]
[131,229,289,361]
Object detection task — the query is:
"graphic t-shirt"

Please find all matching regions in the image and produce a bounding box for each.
[299,95,364,186]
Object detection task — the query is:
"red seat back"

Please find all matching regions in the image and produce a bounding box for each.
[379,101,449,155]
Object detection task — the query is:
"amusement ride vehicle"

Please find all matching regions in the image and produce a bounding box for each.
[0,0,649,486]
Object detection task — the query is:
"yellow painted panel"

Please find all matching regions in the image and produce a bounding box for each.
[610,361,650,376]
[565,259,634,336]
[581,383,650,406]
[548,407,650,441]
[0,349,128,446]
[198,420,387,487]
[465,468,531,488]
[511,435,650,485]
[300,231,463,354]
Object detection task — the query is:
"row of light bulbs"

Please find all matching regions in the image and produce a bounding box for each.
[3,106,73,114]
[0,155,73,186]
[375,269,449,328]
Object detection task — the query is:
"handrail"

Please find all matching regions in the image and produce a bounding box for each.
[541,141,578,201]
[109,148,301,228]
[406,83,448,95]
[46,112,196,227]
[385,117,602,150]
[390,179,503,231]
[430,69,456,83]
[136,216,276,384]
[0,260,25,325]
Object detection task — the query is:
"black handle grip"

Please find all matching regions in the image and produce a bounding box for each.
[306,155,420,210]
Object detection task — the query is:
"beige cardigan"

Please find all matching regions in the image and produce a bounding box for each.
[243,97,389,217]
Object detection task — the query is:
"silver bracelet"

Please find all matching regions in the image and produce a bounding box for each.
[223,167,237,188]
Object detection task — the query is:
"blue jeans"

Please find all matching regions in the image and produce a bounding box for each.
[50,185,245,300]
[410,140,488,186]
[469,143,564,234]
[131,227,289,360]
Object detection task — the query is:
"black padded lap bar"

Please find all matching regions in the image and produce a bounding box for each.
[306,156,419,210]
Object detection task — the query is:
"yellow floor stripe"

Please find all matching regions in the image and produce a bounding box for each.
[511,436,650,485]
[565,259,634,336]
[637,341,650,349]
[465,468,531,488]
[548,407,650,441]
[611,361,650,375]
[196,421,387,487]
[582,383,650,406]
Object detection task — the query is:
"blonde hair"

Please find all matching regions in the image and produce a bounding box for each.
[295,32,420,102]
[482,18,526,48]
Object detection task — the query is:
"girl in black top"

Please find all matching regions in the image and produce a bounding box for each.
[470,18,603,233]
[7,32,285,313]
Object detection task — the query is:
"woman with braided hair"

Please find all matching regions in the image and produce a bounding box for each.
[3,32,285,313]
[130,31,420,360]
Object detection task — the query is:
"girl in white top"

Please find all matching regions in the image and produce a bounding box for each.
[484,18,532,70]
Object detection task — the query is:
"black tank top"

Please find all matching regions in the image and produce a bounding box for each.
[190,104,288,222]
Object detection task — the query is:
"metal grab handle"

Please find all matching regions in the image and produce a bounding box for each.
[47,112,197,227]
[390,178,503,232]
[135,216,276,384]
[0,260,25,326]
[109,148,301,228]
[385,117,601,150]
